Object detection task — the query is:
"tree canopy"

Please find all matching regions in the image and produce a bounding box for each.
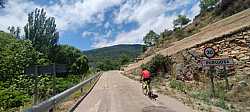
[0,32,38,81]
[24,8,59,55]
[8,26,21,39]
[143,30,160,47]
[200,0,218,11]
[53,45,82,66]
[71,55,89,75]
[173,15,191,29]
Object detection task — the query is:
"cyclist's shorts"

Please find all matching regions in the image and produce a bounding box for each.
[143,78,151,83]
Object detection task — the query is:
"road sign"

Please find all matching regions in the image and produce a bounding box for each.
[25,64,68,75]
[204,47,215,58]
[200,58,234,66]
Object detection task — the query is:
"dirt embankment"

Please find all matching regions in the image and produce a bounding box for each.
[125,8,250,74]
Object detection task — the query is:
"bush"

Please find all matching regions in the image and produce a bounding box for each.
[0,85,30,111]
[146,54,174,76]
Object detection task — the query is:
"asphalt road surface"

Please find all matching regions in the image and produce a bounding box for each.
[74,71,192,112]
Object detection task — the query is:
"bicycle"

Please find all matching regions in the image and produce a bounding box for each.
[141,80,152,96]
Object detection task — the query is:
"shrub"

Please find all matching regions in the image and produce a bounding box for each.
[0,85,30,110]
[146,54,174,76]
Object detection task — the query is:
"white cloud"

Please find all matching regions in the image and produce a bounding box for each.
[82,31,99,38]
[92,37,111,48]
[0,0,123,32]
[92,0,201,48]
[114,0,166,25]
[189,1,201,19]
[104,22,110,28]
[0,0,201,49]
[111,15,176,45]
[46,0,123,31]
[0,0,39,33]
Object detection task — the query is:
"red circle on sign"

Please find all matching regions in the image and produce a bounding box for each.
[204,47,215,59]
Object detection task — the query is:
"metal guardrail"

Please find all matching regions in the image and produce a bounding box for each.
[25,72,102,112]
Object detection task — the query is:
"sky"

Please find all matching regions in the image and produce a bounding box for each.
[0,0,200,51]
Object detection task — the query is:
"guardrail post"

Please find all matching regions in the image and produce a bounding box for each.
[33,65,38,105]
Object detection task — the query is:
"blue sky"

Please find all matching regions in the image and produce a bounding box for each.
[0,0,200,51]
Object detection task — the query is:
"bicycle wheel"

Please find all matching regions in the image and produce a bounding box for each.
[142,82,147,95]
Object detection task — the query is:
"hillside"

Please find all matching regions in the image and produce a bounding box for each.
[124,6,250,112]
[126,8,250,73]
[144,0,250,57]
[83,44,144,68]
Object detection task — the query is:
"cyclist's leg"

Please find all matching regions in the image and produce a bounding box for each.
[145,79,150,95]
[142,79,147,95]
[147,78,152,96]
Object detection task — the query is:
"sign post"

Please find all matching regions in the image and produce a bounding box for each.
[204,47,216,97]
[202,47,234,96]
[208,66,215,97]
[223,65,229,90]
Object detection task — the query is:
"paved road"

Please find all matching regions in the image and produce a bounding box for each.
[74,71,192,112]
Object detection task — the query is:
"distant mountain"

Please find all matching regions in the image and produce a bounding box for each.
[83,44,144,67]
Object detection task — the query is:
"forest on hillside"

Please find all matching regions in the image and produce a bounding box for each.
[83,44,144,70]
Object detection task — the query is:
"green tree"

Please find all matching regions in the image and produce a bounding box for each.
[96,59,119,71]
[200,0,218,11]
[143,30,160,47]
[71,55,89,75]
[53,45,82,66]
[0,32,38,81]
[119,54,130,65]
[8,26,21,39]
[24,8,59,55]
[173,15,191,29]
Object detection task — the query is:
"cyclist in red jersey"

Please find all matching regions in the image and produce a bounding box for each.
[140,67,151,92]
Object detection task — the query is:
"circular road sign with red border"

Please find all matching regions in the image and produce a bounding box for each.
[204,47,215,58]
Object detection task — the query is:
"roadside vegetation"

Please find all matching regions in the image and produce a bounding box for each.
[0,8,90,111]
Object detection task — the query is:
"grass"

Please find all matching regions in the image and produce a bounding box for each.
[190,81,230,110]
[191,90,211,104]
[169,80,191,93]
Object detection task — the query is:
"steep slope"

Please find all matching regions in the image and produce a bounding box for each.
[125,8,250,73]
